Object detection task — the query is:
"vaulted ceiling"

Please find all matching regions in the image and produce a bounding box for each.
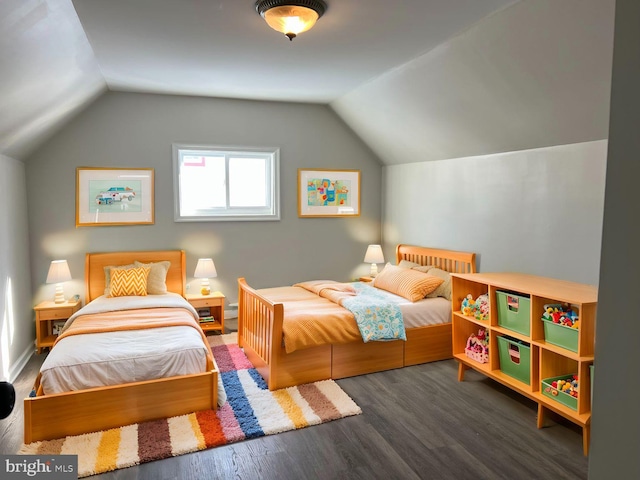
[0,0,614,164]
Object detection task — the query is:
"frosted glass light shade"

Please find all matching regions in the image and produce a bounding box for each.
[264,6,319,36]
[256,1,327,40]
[194,258,217,295]
[364,245,385,277]
[46,260,72,303]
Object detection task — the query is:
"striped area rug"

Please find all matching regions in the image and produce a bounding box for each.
[20,333,362,478]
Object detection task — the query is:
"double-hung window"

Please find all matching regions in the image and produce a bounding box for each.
[173,144,280,221]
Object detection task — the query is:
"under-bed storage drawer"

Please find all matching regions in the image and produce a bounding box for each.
[405,324,453,366]
[332,340,404,379]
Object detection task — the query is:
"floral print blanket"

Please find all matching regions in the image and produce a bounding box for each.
[341,282,406,343]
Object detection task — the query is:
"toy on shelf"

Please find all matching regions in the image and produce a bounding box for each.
[465,328,489,364]
[545,375,579,398]
[461,293,490,321]
[474,294,490,321]
[461,294,476,316]
[542,304,580,330]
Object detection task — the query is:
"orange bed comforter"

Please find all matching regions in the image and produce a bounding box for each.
[258,281,362,353]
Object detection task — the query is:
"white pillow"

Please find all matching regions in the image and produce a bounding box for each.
[398,259,434,274]
[425,268,452,300]
[134,260,170,295]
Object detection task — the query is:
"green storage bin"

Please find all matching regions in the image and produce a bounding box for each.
[541,374,578,411]
[496,291,530,335]
[542,317,579,352]
[497,336,531,385]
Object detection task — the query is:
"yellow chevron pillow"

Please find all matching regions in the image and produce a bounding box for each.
[373,264,444,302]
[109,266,150,297]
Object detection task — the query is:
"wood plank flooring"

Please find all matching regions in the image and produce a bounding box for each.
[1,350,588,479]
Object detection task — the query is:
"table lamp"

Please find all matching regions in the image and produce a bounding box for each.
[194,258,217,295]
[46,260,72,303]
[364,245,385,277]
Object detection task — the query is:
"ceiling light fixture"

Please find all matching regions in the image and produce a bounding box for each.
[255,0,327,41]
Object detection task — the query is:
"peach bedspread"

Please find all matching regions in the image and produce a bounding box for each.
[257,284,362,353]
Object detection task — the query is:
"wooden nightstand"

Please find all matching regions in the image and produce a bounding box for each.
[34,299,82,353]
[186,292,225,334]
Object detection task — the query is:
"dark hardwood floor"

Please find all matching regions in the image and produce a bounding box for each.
[1,343,588,480]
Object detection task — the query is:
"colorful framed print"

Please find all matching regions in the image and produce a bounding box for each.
[298,169,360,217]
[76,167,155,226]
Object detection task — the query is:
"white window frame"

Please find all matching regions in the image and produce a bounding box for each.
[173,144,280,222]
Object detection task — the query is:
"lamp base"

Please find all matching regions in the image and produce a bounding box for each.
[200,279,211,296]
[54,284,66,304]
[370,263,379,278]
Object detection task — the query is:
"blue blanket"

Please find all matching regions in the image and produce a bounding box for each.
[341,282,406,342]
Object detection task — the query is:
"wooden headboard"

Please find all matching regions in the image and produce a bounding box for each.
[85,250,186,302]
[396,244,476,274]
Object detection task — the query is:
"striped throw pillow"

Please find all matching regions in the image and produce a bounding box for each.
[373,264,444,302]
[109,267,150,297]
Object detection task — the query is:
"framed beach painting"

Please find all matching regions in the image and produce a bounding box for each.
[298,169,360,217]
[76,167,155,226]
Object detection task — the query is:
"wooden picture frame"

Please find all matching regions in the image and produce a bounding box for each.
[76,167,155,226]
[298,169,360,217]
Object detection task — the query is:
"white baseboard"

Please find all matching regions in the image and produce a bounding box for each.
[9,343,34,383]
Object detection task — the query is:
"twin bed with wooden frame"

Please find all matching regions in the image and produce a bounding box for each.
[238,244,476,390]
[23,250,219,444]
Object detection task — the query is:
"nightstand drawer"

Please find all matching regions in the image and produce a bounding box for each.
[191,298,222,308]
[190,297,222,308]
[37,307,75,320]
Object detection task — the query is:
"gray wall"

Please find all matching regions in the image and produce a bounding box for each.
[0,155,33,382]
[589,0,640,477]
[25,92,383,306]
[382,140,606,285]
[331,0,614,167]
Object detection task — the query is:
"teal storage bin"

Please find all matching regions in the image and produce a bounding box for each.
[541,374,578,411]
[496,291,531,335]
[497,336,531,385]
[542,317,578,352]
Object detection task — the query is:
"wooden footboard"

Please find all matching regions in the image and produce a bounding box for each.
[237,277,283,388]
[238,278,332,390]
[24,369,217,444]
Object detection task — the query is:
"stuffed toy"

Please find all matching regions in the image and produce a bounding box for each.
[461,294,476,316]
[474,293,490,321]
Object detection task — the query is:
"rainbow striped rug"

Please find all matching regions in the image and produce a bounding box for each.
[20,333,362,478]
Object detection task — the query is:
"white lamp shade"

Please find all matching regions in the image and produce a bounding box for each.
[46,260,72,303]
[46,260,72,284]
[194,258,217,279]
[364,245,385,264]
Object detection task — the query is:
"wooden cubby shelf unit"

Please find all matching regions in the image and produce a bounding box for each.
[450,272,597,456]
